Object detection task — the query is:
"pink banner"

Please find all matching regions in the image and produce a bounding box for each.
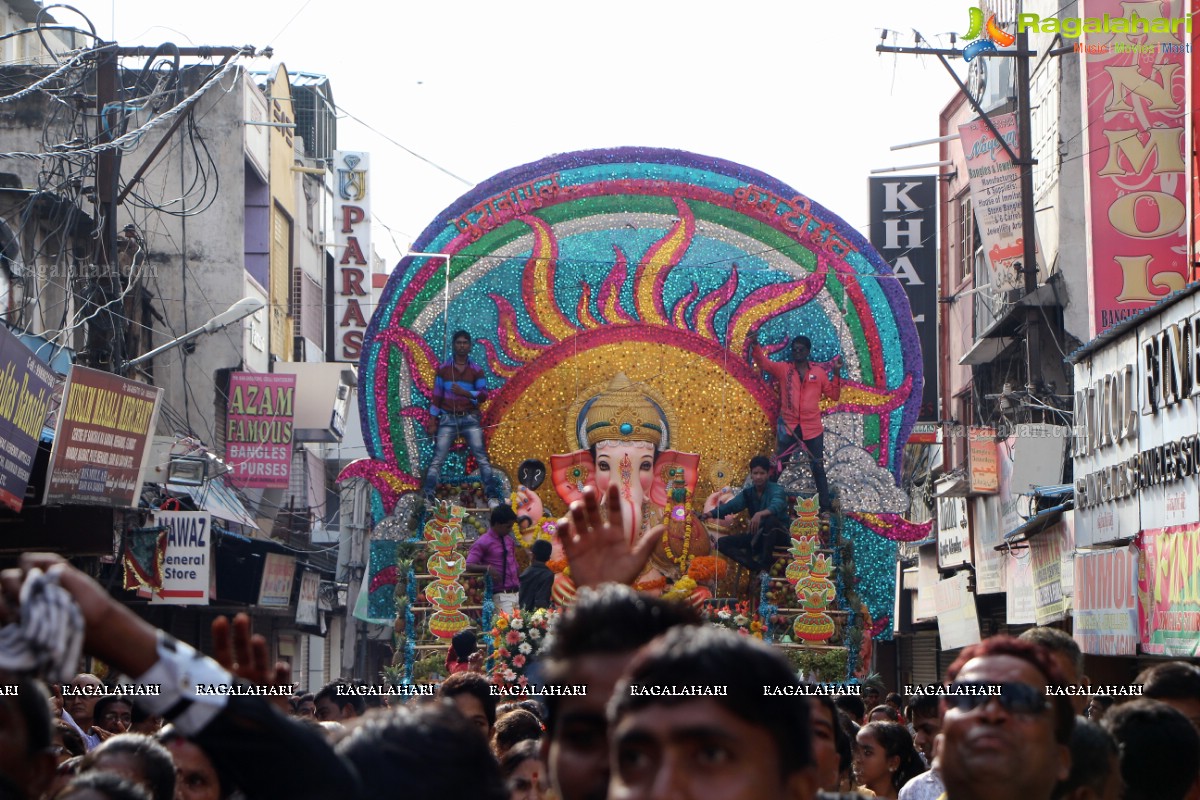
[1136,524,1200,656]
[1082,0,1189,335]
[957,113,1044,294]
[226,372,295,489]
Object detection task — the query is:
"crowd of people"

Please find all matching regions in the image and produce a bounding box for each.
[2,484,1199,800]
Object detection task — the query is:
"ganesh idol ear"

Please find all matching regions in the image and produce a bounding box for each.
[550,452,595,507]
[650,450,701,507]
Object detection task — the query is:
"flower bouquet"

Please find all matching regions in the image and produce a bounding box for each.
[705,600,766,640]
[488,607,558,687]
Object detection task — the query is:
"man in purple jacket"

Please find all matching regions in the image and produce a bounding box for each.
[467,504,521,614]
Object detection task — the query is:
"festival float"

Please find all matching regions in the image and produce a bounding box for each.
[341,147,930,683]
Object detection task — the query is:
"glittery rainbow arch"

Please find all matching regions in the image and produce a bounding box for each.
[342,147,926,639]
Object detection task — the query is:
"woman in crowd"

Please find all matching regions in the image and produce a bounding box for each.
[854,720,926,800]
[500,739,549,800]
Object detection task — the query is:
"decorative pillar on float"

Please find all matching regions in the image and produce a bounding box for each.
[787,496,835,643]
[423,504,470,639]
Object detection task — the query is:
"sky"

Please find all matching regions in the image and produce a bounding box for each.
[62,0,973,268]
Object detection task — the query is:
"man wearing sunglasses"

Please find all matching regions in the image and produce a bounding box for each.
[937,636,1074,800]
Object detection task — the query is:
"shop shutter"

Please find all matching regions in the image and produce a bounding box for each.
[911,630,940,686]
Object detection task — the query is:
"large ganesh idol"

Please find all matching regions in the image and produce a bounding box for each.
[550,373,710,596]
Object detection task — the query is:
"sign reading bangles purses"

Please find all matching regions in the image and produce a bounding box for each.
[44,366,161,507]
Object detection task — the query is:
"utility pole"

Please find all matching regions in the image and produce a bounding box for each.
[1014,20,1042,400]
[85,45,246,374]
[86,45,122,371]
[878,1,1059,411]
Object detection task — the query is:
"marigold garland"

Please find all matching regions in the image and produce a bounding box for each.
[687,556,728,583]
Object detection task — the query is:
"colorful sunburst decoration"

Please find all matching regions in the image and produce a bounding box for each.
[341,147,928,639]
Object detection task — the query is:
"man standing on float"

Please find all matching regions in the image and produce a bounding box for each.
[423,329,503,508]
[751,332,841,518]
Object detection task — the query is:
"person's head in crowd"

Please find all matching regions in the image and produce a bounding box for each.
[1135,660,1200,732]
[291,693,316,718]
[494,708,543,760]
[885,692,903,714]
[54,720,87,762]
[530,539,552,564]
[538,584,701,800]
[516,699,546,724]
[908,693,942,763]
[834,694,866,726]
[854,720,925,798]
[501,739,549,800]
[79,734,176,800]
[47,755,84,800]
[157,727,232,800]
[1103,699,1200,800]
[862,685,881,713]
[56,771,152,800]
[92,697,133,735]
[358,681,389,713]
[491,503,519,535]
[337,703,507,800]
[940,635,1074,800]
[314,680,364,723]
[808,696,850,792]
[867,703,902,724]
[439,671,498,740]
[128,706,162,737]
[1084,695,1114,723]
[1050,717,1120,800]
[452,629,479,664]
[836,711,861,792]
[607,625,817,800]
[0,672,55,800]
[1020,627,1089,715]
[65,674,104,730]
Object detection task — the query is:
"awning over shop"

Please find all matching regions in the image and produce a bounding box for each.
[996,502,1071,549]
[168,477,259,529]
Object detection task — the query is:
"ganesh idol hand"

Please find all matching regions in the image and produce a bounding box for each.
[556,483,661,590]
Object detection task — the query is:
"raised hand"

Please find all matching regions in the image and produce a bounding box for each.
[212,613,293,713]
[555,484,660,589]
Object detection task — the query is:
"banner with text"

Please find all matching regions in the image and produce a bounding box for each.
[1080,0,1189,335]
[968,427,999,494]
[935,571,982,650]
[957,112,1046,294]
[258,552,296,607]
[1005,548,1037,625]
[296,569,321,625]
[44,366,160,507]
[1031,521,1067,625]
[1074,547,1138,656]
[0,327,55,512]
[150,510,211,605]
[226,372,295,489]
[1136,524,1200,657]
[870,176,937,420]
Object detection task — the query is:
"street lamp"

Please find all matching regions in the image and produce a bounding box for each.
[123,297,265,370]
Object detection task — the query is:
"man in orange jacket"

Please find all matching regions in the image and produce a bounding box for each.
[751,333,841,516]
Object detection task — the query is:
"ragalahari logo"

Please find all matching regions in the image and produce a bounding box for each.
[961,6,1016,61]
